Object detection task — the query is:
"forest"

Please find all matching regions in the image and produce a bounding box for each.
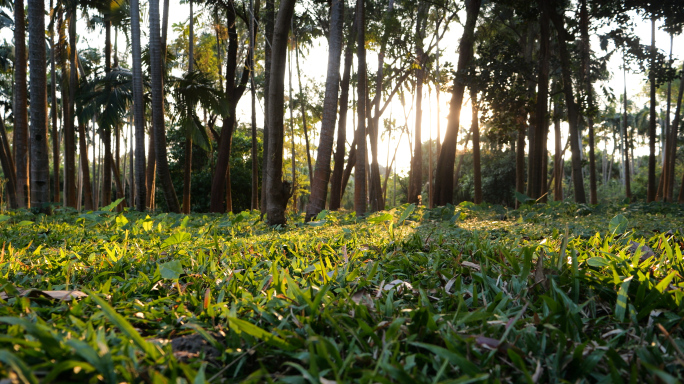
[0,0,684,382]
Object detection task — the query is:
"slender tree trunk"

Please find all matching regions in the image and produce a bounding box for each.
[250,0,259,211]
[354,0,367,216]
[433,0,481,206]
[182,0,195,214]
[329,23,355,211]
[548,0,586,203]
[408,2,428,205]
[553,90,563,201]
[529,3,549,200]
[667,62,683,202]
[265,0,296,225]
[28,0,50,208]
[294,43,313,184]
[50,0,60,204]
[29,0,50,208]
[435,12,442,158]
[622,63,631,200]
[146,127,156,209]
[65,9,78,207]
[261,0,275,213]
[580,0,597,204]
[306,0,344,220]
[471,88,482,204]
[14,0,29,208]
[288,41,297,212]
[149,0,180,212]
[77,123,94,210]
[647,16,657,202]
[0,119,17,208]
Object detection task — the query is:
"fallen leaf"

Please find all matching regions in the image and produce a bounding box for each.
[0,289,87,301]
[462,261,481,271]
[383,279,413,294]
[444,277,457,294]
[628,241,656,261]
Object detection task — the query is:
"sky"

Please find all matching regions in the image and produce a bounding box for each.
[3,1,683,175]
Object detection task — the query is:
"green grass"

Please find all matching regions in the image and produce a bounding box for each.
[0,201,683,383]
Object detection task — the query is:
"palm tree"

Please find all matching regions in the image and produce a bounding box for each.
[305,0,344,221]
[28,0,49,207]
[149,0,180,212]
[130,0,146,211]
[265,0,296,225]
[14,0,29,207]
[183,0,195,214]
[354,0,367,217]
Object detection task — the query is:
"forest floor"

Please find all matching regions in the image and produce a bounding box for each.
[0,200,683,383]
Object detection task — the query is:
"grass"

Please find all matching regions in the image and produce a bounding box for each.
[0,200,683,383]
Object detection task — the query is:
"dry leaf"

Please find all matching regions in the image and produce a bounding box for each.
[533,253,549,290]
[319,377,337,384]
[340,245,348,264]
[383,279,413,295]
[628,241,656,261]
[462,261,481,271]
[0,289,87,301]
[444,277,457,294]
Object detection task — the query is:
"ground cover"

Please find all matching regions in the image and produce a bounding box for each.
[0,201,683,383]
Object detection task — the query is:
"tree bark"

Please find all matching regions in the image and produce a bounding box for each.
[0,118,17,208]
[148,0,180,212]
[50,0,60,204]
[77,122,94,210]
[261,0,275,213]
[250,0,259,211]
[28,0,50,208]
[329,17,356,211]
[553,90,563,201]
[622,63,631,200]
[130,0,147,212]
[471,88,481,204]
[529,2,549,201]
[580,0,597,204]
[15,0,30,208]
[548,1,586,203]
[647,16,657,202]
[354,0,367,216]
[666,62,683,202]
[305,0,344,221]
[183,0,194,214]
[433,0,481,206]
[265,0,296,225]
[408,2,428,205]
[66,9,79,208]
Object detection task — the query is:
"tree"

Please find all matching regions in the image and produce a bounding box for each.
[580,0,598,204]
[149,0,180,212]
[50,0,60,204]
[265,0,296,225]
[548,0,586,203]
[14,0,29,207]
[408,1,429,205]
[183,0,194,214]
[354,0,367,217]
[130,0,146,211]
[305,0,344,221]
[433,0,481,206]
[471,88,481,204]
[647,16,656,202]
[28,0,50,207]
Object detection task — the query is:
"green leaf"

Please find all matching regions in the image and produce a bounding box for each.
[609,214,628,234]
[159,260,184,280]
[655,271,676,293]
[161,231,192,248]
[17,221,34,227]
[0,215,10,222]
[587,257,611,268]
[86,291,162,360]
[0,350,39,384]
[368,213,393,224]
[398,204,415,224]
[410,342,480,376]
[515,191,535,204]
[615,277,632,322]
[227,316,295,351]
[100,197,125,212]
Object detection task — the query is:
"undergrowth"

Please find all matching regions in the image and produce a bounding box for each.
[0,200,683,383]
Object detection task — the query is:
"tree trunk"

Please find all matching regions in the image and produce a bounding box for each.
[250,0,259,211]
[529,2,549,201]
[130,0,146,212]
[354,0,367,216]
[622,63,631,200]
[329,22,355,211]
[149,0,180,212]
[433,0,481,206]
[553,90,563,201]
[183,0,194,214]
[647,16,657,202]
[288,41,297,212]
[294,43,313,185]
[261,0,275,213]
[408,2,428,205]
[471,88,481,204]
[548,1,586,203]
[65,9,79,208]
[77,122,94,210]
[14,0,30,207]
[50,0,60,204]
[666,62,683,202]
[265,0,296,225]
[0,119,17,208]
[305,0,344,221]
[580,0,597,204]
